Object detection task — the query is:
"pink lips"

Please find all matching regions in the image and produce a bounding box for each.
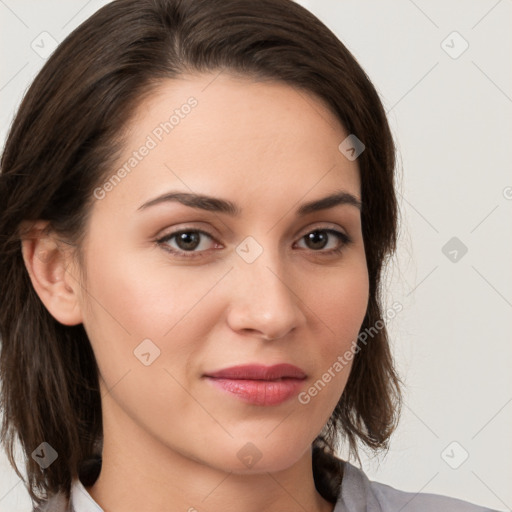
[204,364,307,406]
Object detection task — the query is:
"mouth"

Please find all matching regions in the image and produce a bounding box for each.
[203,364,307,406]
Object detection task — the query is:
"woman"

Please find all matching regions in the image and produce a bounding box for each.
[0,0,500,511]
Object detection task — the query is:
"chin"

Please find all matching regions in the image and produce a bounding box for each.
[197,434,314,475]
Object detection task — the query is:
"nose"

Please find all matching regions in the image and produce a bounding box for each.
[226,246,307,341]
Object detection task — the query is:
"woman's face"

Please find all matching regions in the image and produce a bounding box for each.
[74,73,369,473]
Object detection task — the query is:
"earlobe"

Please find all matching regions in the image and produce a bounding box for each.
[20,220,83,326]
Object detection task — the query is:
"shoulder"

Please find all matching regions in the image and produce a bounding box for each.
[334,461,501,512]
[369,479,498,512]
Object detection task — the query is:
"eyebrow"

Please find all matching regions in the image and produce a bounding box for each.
[137,189,362,215]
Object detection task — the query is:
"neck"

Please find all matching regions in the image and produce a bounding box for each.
[86,394,335,512]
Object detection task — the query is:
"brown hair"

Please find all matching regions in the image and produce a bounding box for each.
[0,0,401,505]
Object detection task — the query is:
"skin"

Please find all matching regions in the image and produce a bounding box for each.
[22,73,369,512]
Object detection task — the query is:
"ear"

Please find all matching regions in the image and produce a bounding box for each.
[20,220,84,326]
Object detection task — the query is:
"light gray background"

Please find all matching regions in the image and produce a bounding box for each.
[1,1,511,511]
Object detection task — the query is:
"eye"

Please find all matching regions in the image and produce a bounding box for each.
[156,229,220,258]
[295,228,352,255]
[156,226,352,259]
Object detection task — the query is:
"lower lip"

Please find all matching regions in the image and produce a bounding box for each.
[206,377,305,406]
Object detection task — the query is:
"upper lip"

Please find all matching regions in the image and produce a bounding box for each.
[204,364,307,380]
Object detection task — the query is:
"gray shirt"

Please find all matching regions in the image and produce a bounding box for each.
[34,461,500,511]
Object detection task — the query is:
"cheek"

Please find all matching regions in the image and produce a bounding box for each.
[311,257,369,347]
[325,273,368,331]
[78,242,230,378]
[300,258,369,406]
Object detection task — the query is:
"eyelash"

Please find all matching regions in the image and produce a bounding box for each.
[155,226,353,260]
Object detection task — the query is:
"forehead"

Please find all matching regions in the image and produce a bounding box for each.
[94,72,361,217]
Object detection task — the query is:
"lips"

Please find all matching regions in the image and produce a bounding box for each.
[205,364,307,380]
[204,364,307,406]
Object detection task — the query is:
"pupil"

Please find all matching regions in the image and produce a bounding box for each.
[306,231,327,250]
[177,232,200,250]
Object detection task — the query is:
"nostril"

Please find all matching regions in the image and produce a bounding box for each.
[260,332,285,342]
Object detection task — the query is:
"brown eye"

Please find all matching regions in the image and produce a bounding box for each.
[304,231,329,250]
[174,231,201,251]
[296,229,352,254]
[157,229,220,258]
